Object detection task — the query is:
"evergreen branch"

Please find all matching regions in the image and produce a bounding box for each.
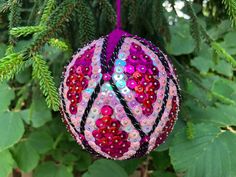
[8,0,22,45]
[10,26,45,37]
[128,0,138,25]
[0,53,25,81]
[211,42,236,67]
[186,1,201,51]
[49,38,70,51]
[98,0,116,26]
[32,55,60,111]
[24,0,78,58]
[0,1,10,13]
[222,0,236,26]
[40,0,56,25]
[77,0,96,45]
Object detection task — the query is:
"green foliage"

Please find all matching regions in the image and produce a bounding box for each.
[32,55,60,111]
[83,160,128,177]
[0,0,236,177]
[40,0,56,25]
[49,38,70,51]
[186,1,201,51]
[170,123,236,177]
[0,150,14,177]
[222,0,236,26]
[0,112,25,151]
[10,26,45,37]
[77,0,96,45]
[98,0,116,26]
[0,53,25,81]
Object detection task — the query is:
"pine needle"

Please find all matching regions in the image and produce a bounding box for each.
[32,55,60,111]
[10,26,45,37]
[211,42,236,67]
[222,0,236,26]
[0,53,25,81]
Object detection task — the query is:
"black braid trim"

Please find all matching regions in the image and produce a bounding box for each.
[80,78,105,134]
[60,82,101,156]
[100,36,108,73]
[109,79,146,138]
[148,78,170,136]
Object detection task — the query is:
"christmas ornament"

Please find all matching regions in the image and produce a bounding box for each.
[59,0,180,160]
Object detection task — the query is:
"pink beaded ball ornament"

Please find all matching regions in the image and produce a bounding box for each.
[59,0,180,160]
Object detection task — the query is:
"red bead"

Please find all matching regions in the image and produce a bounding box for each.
[101,105,114,116]
[133,71,143,81]
[110,119,121,129]
[142,105,153,116]
[148,94,157,103]
[146,85,155,94]
[69,104,77,115]
[135,93,146,103]
[145,74,155,82]
[135,85,144,93]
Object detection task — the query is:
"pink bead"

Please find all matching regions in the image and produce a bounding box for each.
[127,78,137,90]
[136,64,147,73]
[101,105,114,116]
[135,93,146,103]
[103,73,111,81]
[125,64,135,75]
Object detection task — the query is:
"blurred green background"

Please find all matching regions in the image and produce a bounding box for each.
[1,0,236,177]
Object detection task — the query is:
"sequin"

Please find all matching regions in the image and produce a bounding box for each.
[101,105,113,116]
[115,59,126,66]
[118,53,126,60]
[116,80,126,89]
[84,88,94,94]
[113,73,124,81]
[127,79,137,90]
[121,87,130,94]
[115,66,124,74]
[124,64,135,75]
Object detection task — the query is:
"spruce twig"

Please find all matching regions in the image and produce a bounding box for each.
[10,26,45,37]
[186,1,201,51]
[77,0,96,45]
[0,53,25,81]
[98,0,116,26]
[222,0,236,26]
[40,0,56,25]
[32,55,60,111]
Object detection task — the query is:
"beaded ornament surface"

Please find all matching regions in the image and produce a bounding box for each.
[59,31,181,160]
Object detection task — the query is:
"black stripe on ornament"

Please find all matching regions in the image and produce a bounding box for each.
[109,79,146,138]
[60,82,101,156]
[100,36,108,73]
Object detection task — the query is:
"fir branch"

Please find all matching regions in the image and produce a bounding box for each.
[186,1,201,51]
[49,38,70,51]
[0,1,10,13]
[40,0,56,25]
[24,0,78,58]
[222,0,236,26]
[8,0,22,45]
[211,42,236,67]
[32,55,60,111]
[10,26,45,37]
[77,0,96,45]
[98,0,116,26]
[128,0,138,25]
[0,53,25,81]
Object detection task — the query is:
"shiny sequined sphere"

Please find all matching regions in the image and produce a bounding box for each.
[60,31,180,160]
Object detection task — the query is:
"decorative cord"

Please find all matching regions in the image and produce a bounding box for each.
[116,0,121,29]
